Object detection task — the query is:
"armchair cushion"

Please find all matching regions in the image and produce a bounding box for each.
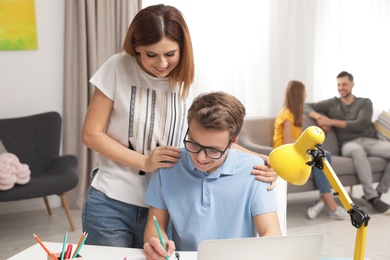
[0,153,31,190]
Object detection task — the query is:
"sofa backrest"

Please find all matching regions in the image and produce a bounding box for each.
[241,116,275,147]
[303,116,340,156]
[240,115,341,156]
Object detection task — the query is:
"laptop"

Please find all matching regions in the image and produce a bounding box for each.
[197,233,323,260]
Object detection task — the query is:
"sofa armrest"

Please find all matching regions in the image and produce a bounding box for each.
[238,133,273,156]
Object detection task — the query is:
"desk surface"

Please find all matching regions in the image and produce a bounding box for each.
[8,242,365,260]
[8,242,196,260]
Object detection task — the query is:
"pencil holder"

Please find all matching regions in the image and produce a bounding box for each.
[47,252,83,260]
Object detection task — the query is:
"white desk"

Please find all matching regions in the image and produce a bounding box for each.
[8,242,196,260]
[8,242,367,260]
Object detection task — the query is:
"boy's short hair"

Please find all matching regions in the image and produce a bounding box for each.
[187,91,246,140]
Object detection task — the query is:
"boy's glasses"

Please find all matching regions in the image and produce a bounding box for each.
[183,128,232,159]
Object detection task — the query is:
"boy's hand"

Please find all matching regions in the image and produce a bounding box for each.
[143,237,175,260]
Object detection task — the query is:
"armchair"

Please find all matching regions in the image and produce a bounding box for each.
[0,111,79,231]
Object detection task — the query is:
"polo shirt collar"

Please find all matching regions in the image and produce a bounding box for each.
[184,149,237,178]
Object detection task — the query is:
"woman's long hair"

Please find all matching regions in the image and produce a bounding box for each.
[284,80,305,127]
[122,4,194,99]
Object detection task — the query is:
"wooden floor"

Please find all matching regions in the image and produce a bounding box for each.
[1,185,389,260]
[0,207,84,260]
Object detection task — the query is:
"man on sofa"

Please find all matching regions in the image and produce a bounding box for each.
[304,71,390,214]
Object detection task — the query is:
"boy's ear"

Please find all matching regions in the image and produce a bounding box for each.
[232,136,239,144]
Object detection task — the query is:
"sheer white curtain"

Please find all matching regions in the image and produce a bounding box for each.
[143,0,390,118]
[142,0,272,117]
[313,0,390,118]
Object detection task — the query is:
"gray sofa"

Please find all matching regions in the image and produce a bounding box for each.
[238,116,386,193]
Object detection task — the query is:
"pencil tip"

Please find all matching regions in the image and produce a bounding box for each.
[153,215,156,220]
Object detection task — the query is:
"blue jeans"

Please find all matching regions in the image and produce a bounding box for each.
[82,174,148,248]
[312,152,332,194]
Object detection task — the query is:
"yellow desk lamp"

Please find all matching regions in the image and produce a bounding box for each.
[269,126,370,260]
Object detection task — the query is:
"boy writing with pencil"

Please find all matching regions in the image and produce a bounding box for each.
[143,92,282,259]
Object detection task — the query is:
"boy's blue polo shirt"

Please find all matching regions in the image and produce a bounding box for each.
[145,148,277,251]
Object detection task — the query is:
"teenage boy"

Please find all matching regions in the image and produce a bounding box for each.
[143,92,281,259]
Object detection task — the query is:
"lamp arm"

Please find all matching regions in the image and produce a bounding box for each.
[311,149,370,260]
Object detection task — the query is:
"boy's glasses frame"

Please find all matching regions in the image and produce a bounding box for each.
[183,128,232,159]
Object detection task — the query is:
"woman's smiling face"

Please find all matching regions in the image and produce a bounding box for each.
[135,37,180,78]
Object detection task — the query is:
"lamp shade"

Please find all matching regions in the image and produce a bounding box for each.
[269,126,325,185]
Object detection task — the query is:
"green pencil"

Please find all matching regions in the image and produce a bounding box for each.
[153,216,169,260]
[72,233,88,258]
[60,231,68,260]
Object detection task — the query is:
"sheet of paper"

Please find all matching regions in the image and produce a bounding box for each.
[124,251,197,260]
[125,257,145,260]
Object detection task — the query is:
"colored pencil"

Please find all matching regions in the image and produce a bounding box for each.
[153,216,169,260]
[71,231,86,258]
[72,233,88,258]
[33,233,58,260]
[60,231,68,260]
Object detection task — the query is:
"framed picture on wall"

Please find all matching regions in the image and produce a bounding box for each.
[0,0,38,50]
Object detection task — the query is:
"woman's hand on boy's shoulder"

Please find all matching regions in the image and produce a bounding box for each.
[252,161,278,190]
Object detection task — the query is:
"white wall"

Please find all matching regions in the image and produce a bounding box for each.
[0,0,64,119]
[0,0,65,214]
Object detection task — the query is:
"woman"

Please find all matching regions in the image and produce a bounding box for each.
[81,4,278,248]
[273,80,348,220]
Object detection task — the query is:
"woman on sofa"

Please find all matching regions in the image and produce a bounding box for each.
[273,80,349,220]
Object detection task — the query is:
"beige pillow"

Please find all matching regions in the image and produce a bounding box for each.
[374,111,390,141]
[0,140,7,154]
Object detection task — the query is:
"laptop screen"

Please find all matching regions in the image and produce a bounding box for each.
[197,233,323,260]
